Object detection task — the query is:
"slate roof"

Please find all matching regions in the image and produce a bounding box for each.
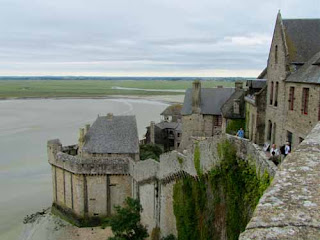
[221,89,246,119]
[156,121,180,130]
[82,115,139,154]
[160,104,182,116]
[257,67,267,79]
[181,88,235,115]
[286,51,320,84]
[283,19,320,63]
[246,79,267,89]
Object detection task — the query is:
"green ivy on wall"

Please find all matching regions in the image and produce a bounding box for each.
[173,139,270,240]
[226,119,246,135]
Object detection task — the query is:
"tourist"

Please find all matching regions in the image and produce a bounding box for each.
[270,144,280,165]
[236,128,244,138]
[284,141,291,156]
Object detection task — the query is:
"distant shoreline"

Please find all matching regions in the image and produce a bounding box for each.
[0,94,184,104]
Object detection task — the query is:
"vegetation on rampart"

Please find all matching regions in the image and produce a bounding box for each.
[173,139,270,240]
[226,119,246,135]
[140,144,163,161]
[107,197,148,240]
[194,142,202,176]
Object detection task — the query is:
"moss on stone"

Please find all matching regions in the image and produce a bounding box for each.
[177,156,184,166]
[173,139,271,240]
[194,142,202,176]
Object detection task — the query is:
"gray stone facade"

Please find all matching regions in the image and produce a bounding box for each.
[263,13,320,149]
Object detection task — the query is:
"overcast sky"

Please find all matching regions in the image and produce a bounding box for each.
[0,0,319,77]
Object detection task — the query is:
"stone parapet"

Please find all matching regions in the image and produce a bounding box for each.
[239,122,320,239]
[226,134,277,177]
[49,151,130,175]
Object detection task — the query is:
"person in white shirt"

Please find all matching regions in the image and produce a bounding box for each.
[269,144,280,165]
[284,141,291,156]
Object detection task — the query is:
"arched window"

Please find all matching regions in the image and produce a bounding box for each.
[275,45,278,64]
[270,82,274,105]
[274,82,279,107]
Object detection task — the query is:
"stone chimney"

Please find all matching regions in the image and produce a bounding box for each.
[235,81,243,90]
[192,80,201,114]
[78,128,85,154]
[107,113,113,120]
[150,121,155,144]
[84,124,90,135]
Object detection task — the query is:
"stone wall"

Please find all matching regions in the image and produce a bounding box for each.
[284,82,320,148]
[240,122,320,239]
[180,114,221,149]
[265,14,289,148]
[48,140,133,225]
[129,134,276,238]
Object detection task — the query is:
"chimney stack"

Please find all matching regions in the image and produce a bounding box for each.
[192,80,201,114]
[150,121,155,144]
[235,81,243,90]
[107,113,113,120]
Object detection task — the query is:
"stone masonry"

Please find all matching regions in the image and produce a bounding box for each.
[240,122,320,239]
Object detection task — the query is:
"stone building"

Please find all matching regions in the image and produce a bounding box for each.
[244,74,267,144]
[144,104,182,152]
[47,114,139,225]
[263,12,320,149]
[180,80,235,148]
[160,104,182,122]
[145,121,182,151]
[221,81,246,135]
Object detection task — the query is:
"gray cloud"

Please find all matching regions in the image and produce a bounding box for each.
[0,0,319,76]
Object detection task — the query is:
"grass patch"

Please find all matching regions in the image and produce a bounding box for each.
[0,80,235,98]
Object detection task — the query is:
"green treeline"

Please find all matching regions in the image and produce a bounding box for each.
[173,140,270,240]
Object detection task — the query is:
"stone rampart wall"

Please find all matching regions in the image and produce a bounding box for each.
[226,135,277,177]
[131,134,276,237]
[240,122,320,239]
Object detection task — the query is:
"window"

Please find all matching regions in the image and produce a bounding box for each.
[272,123,277,144]
[267,120,272,141]
[275,45,278,64]
[288,87,295,110]
[302,88,309,115]
[214,115,222,126]
[287,131,293,144]
[270,82,274,105]
[299,137,304,143]
[274,82,279,106]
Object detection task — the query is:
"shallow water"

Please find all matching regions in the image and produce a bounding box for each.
[0,98,168,240]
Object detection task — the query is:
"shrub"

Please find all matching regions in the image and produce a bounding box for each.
[108,197,148,240]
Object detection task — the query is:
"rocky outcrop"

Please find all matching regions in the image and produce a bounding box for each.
[19,208,113,240]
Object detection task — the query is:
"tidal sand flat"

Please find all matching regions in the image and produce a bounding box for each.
[0,98,169,240]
